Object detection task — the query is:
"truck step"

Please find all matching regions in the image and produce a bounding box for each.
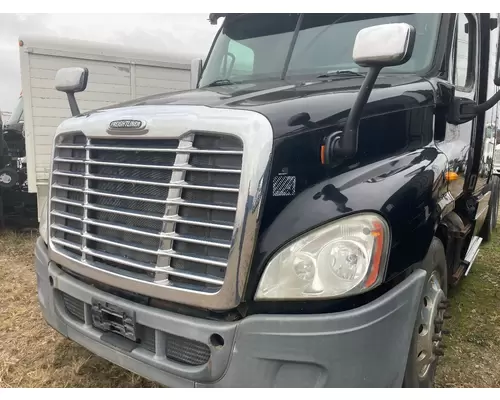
[451,235,483,285]
[464,236,483,276]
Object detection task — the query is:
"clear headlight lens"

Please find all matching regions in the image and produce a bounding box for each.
[255,213,390,300]
[39,197,48,244]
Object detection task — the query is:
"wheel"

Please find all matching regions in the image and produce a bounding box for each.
[403,237,449,388]
[0,167,18,188]
[480,175,500,242]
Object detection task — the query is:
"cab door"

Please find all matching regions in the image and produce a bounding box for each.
[437,13,480,202]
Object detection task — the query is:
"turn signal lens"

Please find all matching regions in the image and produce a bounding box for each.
[445,172,459,182]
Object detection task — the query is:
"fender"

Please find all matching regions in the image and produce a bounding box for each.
[245,141,449,313]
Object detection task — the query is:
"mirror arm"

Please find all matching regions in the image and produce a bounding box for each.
[330,66,382,159]
[66,93,80,116]
[454,91,500,124]
[471,90,500,114]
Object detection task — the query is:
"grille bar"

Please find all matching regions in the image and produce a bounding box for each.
[52,211,162,237]
[52,185,237,211]
[51,132,242,293]
[52,223,231,250]
[53,157,241,174]
[51,205,234,230]
[52,171,240,193]
[166,251,227,268]
[83,247,161,272]
[52,197,82,207]
[52,237,82,251]
[163,267,224,286]
[56,143,243,155]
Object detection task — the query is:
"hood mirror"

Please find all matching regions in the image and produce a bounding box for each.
[323,23,416,164]
[55,67,88,93]
[352,23,416,68]
[55,67,89,117]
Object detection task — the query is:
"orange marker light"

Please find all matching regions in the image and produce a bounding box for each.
[445,172,459,182]
[320,145,326,164]
[365,221,384,288]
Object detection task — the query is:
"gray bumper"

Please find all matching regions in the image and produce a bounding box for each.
[36,237,426,387]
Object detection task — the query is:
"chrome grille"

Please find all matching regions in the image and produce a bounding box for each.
[50,132,242,293]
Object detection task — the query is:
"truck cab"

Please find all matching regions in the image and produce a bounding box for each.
[35,13,500,387]
[0,93,36,227]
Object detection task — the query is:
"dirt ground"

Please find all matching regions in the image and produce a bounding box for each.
[1,229,500,387]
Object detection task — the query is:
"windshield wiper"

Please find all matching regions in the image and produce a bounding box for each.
[317,70,365,79]
[205,79,235,87]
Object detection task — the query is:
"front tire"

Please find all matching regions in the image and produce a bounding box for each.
[402,237,448,388]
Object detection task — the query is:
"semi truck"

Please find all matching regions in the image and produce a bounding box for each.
[35,13,500,387]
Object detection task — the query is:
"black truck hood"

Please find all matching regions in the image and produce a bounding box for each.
[87,74,435,138]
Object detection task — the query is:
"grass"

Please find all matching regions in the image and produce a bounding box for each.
[1,228,500,387]
[435,226,500,387]
[0,231,159,388]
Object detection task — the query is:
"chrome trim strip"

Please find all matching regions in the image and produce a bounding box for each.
[155,133,192,283]
[163,267,224,286]
[48,105,273,310]
[56,143,243,155]
[81,137,91,262]
[52,171,240,193]
[54,157,241,174]
[165,250,227,268]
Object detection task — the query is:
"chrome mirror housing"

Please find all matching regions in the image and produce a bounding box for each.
[353,23,416,67]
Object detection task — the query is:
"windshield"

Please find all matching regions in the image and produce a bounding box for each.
[7,96,24,126]
[199,13,441,86]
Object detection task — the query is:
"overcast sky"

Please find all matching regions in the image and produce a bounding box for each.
[0,13,220,113]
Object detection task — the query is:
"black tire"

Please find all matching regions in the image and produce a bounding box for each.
[480,175,500,242]
[402,237,448,388]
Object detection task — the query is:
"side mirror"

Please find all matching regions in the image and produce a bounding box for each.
[55,67,88,116]
[55,67,88,93]
[190,58,203,89]
[451,15,500,123]
[353,23,416,68]
[323,23,416,163]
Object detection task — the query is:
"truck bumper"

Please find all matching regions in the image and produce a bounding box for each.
[36,237,426,387]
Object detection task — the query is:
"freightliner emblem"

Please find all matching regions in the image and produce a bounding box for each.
[109,119,144,129]
[107,119,147,134]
